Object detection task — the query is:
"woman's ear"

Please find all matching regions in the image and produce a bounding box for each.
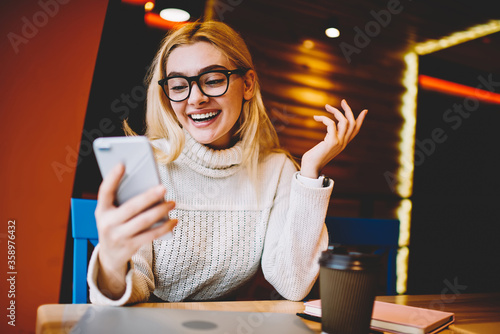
[242,70,256,100]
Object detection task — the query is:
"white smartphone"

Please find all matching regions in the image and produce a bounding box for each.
[93,136,172,240]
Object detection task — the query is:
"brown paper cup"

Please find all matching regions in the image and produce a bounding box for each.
[319,248,381,334]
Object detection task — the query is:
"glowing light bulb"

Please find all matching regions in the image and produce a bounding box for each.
[160,8,190,22]
[144,2,154,12]
[302,39,314,49]
[325,27,340,38]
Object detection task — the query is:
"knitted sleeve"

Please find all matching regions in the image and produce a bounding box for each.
[87,243,155,305]
[261,157,331,301]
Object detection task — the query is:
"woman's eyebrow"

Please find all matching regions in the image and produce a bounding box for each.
[167,64,227,77]
[199,64,227,73]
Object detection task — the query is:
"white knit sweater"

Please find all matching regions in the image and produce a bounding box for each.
[88,133,331,305]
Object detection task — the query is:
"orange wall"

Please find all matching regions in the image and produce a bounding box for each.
[0,1,108,333]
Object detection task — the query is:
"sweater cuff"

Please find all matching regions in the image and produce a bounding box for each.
[295,172,334,189]
[87,244,135,306]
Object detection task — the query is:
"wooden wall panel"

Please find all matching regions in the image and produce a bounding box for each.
[222,1,408,218]
[219,0,498,218]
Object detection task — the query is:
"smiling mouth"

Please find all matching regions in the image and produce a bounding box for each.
[189,110,221,123]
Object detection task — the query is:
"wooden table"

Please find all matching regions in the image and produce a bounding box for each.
[36,293,500,334]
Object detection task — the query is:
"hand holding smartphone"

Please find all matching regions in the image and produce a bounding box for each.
[93,136,173,240]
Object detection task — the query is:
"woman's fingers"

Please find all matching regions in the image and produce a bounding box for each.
[325,104,348,141]
[313,114,337,132]
[117,200,176,238]
[325,100,368,145]
[340,99,357,139]
[341,99,355,123]
[131,219,178,249]
[94,165,177,273]
[112,185,166,224]
[313,115,339,146]
[301,99,367,178]
[350,109,368,142]
[96,163,125,211]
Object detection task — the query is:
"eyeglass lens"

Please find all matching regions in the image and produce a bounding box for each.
[167,72,229,101]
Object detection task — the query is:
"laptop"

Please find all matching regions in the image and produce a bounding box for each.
[70,306,314,334]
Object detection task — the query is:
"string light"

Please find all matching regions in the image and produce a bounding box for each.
[396,52,418,199]
[415,20,500,55]
[393,19,500,295]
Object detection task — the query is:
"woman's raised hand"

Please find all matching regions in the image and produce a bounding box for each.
[300,99,367,179]
[94,163,177,298]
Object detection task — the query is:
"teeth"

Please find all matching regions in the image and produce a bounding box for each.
[190,111,220,120]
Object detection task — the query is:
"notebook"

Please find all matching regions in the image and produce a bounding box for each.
[303,300,455,334]
[370,301,454,334]
[70,306,314,334]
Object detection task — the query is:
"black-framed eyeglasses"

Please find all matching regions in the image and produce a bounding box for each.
[158,69,247,102]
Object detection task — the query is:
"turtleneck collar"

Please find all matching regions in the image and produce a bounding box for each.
[177,130,243,177]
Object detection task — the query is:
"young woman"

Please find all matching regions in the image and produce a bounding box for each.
[87,21,367,305]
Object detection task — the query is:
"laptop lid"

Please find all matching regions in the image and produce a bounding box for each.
[70,306,314,334]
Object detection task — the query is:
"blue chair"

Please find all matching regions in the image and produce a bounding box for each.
[324,217,400,295]
[70,198,98,303]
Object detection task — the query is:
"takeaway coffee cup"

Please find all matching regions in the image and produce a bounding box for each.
[318,246,381,334]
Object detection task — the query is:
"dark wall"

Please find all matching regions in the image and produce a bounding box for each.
[408,55,500,294]
[72,0,167,199]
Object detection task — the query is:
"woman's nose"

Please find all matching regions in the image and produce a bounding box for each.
[188,82,209,105]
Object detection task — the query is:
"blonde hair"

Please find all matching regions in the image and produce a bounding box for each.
[125,21,295,178]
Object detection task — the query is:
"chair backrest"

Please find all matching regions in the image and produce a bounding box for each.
[70,198,98,303]
[324,217,400,295]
